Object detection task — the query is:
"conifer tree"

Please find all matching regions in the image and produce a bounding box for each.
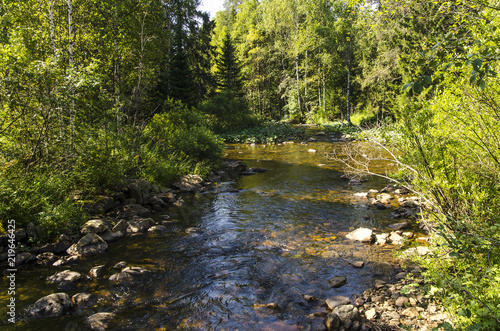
[215,31,243,94]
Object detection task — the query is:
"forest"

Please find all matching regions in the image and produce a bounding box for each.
[0,0,499,329]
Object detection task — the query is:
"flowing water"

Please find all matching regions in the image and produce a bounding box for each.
[1,137,418,330]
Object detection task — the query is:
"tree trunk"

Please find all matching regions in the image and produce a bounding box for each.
[67,0,75,146]
[346,38,352,125]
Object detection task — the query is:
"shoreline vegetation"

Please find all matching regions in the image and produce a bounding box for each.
[1,0,500,329]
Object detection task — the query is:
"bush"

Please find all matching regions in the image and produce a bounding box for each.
[221,121,305,144]
[142,99,224,186]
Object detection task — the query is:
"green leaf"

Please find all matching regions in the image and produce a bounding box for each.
[470,73,477,84]
[472,58,483,71]
[478,79,486,90]
[402,82,414,92]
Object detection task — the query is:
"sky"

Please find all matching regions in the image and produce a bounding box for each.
[199,0,225,18]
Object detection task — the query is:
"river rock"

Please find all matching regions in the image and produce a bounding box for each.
[365,308,377,320]
[15,252,35,265]
[89,265,105,279]
[375,233,389,246]
[81,219,110,235]
[47,270,82,284]
[148,225,169,233]
[109,271,134,284]
[348,260,364,268]
[157,192,176,204]
[87,312,116,330]
[325,295,350,310]
[324,313,341,330]
[389,222,409,230]
[101,230,123,242]
[112,219,129,233]
[376,193,393,204]
[308,149,317,153]
[328,276,347,288]
[225,161,247,176]
[333,304,359,322]
[113,261,127,269]
[15,228,27,242]
[396,296,409,307]
[174,174,204,192]
[36,252,58,266]
[126,218,155,233]
[346,228,374,243]
[72,293,96,310]
[117,204,151,219]
[248,167,268,173]
[67,233,108,257]
[29,293,74,318]
[389,232,405,245]
[370,200,388,210]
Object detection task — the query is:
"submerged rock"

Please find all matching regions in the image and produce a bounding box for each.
[87,312,116,330]
[29,293,74,318]
[328,276,347,288]
[89,265,105,279]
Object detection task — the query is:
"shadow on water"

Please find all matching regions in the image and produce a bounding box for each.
[1,141,415,330]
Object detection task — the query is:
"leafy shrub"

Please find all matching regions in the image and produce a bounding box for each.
[142,99,224,186]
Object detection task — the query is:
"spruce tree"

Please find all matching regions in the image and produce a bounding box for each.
[215,31,243,94]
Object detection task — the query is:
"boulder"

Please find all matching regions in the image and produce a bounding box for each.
[369,200,389,210]
[29,293,74,318]
[67,233,108,257]
[346,228,374,243]
[174,174,204,192]
[47,270,82,285]
[109,272,134,284]
[325,295,350,310]
[87,312,115,330]
[81,219,110,235]
[15,228,27,242]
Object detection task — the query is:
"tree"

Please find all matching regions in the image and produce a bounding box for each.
[215,31,243,93]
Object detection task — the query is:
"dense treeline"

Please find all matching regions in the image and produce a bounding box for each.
[0,0,250,239]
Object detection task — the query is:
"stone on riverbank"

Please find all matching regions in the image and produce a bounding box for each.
[325,295,351,310]
[174,174,204,192]
[29,293,74,318]
[67,233,108,257]
[81,219,110,235]
[346,228,374,243]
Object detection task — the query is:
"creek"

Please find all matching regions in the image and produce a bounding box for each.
[2,135,417,330]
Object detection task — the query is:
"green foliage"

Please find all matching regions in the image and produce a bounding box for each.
[198,90,256,133]
[222,121,304,144]
[0,172,84,242]
[142,99,224,186]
